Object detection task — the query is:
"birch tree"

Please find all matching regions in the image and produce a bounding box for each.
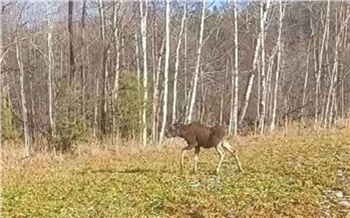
[184,5,188,104]
[151,3,158,142]
[315,0,330,124]
[341,4,349,120]
[220,61,229,126]
[135,29,142,139]
[98,0,108,135]
[172,0,187,125]
[68,0,75,87]
[301,38,312,127]
[93,68,99,137]
[229,0,239,135]
[239,0,270,126]
[112,0,121,141]
[151,38,165,143]
[47,4,56,138]
[80,0,86,123]
[258,0,268,134]
[325,6,350,127]
[159,0,171,141]
[270,0,285,131]
[16,38,30,156]
[186,0,206,123]
[140,0,148,146]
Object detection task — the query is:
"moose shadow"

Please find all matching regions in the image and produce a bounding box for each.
[77,167,160,175]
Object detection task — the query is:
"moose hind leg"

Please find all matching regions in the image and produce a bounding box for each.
[193,147,200,173]
[222,141,243,172]
[215,145,225,174]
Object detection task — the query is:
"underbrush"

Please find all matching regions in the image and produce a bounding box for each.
[2,129,350,217]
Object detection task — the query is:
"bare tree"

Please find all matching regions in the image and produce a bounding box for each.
[220,60,229,126]
[112,0,121,141]
[159,0,171,141]
[341,4,349,120]
[140,0,148,146]
[324,6,350,127]
[258,0,268,134]
[93,70,99,137]
[270,0,285,132]
[301,38,312,127]
[16,38,30,156]
[98,0,108,136]
[172,0,187,125]
[80,0,87,123]
[47,3,56,138]
[68,0,75,87]
[315,0,330,125]
[184,5,188,103]
[151,3,158,143]
[186,0,206,123]
[135,28,142,140]
[239,0,270,126]
[229,0,239,135]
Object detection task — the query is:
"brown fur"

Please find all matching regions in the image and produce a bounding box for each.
[165,122,243,174]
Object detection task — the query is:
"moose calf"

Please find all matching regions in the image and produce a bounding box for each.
[165,122,243,174]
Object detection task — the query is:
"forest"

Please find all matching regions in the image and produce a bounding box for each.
[1,0,349,152]
[2,1,350,217]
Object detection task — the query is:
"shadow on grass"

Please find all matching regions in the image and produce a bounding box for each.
[116,168,155,174]
[77,167,168,175]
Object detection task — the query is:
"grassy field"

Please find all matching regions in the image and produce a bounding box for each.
[2,129,350,217]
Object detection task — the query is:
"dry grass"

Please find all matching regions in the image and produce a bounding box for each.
[2,128,350,217]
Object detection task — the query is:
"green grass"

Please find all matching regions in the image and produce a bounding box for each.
[2,130,350,217]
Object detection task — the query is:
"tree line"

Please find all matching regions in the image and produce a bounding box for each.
[1,0,349,154]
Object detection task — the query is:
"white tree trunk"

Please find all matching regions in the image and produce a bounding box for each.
[258,0,267,135]
[172,0,187,125]
[270,0,285,132]
[80,0,87,123]
[220,62,229,126]
[315,0,330,124]
[16,39,30,156]
[322,1,332,127]
[325,11,350,127]
[266,52,275,121]
[301,38,311,127]
[186,0,206,123]
[151,38,165,143]
[140,0,148,146]
[184,13,188,105]
[98,0,108,135]
[93,76,99,138]
[47,7,55,138]
[159,0,171,141]
[239,0,270,126]
[135,29,142,140]
[341,5,349,120]
[113,1,121,141]
[229,0,239,135]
